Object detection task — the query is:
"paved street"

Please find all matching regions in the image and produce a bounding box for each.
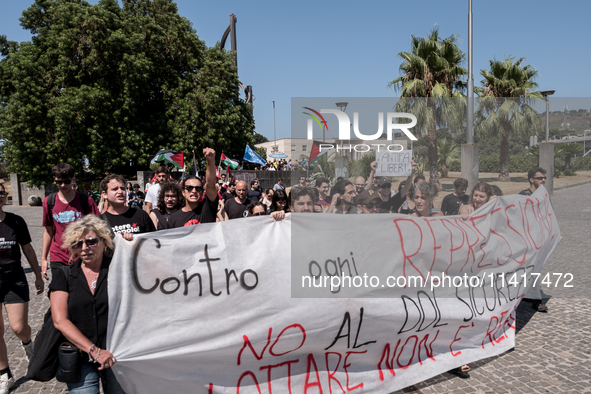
[3,184,590,393]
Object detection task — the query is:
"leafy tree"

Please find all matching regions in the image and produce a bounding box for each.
[556,142,583,169]
[475,57,542,181]
[389,26,466,189]
[0,0,254,185]
[437,138,459,178]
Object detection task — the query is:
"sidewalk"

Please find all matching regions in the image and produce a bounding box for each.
[3,184,591,393]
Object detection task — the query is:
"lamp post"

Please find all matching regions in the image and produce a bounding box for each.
[335,102,350,179]
[272,101,277,152]
[541,90,555,141]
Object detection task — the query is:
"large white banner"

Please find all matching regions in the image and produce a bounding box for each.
[107,186,560,393]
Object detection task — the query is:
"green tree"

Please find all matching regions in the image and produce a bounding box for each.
[556,142,583,169]
[0,0,254,185]
[389,26,466,189]
[475,57,542,181]
[437,138,459,178]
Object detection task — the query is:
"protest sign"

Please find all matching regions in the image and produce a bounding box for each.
[108,186,560,393]
[375,150,412,176]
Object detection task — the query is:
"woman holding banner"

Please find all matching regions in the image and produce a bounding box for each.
[460,182,494,221]
[410,182,440,218]
[49,215,124,393]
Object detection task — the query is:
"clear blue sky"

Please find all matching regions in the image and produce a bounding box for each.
[2,0,589,141]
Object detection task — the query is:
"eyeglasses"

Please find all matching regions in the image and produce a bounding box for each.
[364,202,379,209]
[184,186,203,192]
[0,192,7,197]
[164,195,177,200]
[71,237,104,250]
[533,176,547,180]
[55,179,72,185]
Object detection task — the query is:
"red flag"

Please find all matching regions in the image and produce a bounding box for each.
[215,166,220,178]
[227,166,232,178]
[309,140,330,162]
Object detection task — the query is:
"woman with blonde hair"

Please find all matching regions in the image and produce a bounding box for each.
[49,215,124,393]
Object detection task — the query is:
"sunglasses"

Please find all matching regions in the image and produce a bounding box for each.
[0,192,7,197]
[71,237,104,250]
[364,202,379,209]
[55,179,72,185]
[379,184,391,189]
[184,186,203,192]
[533,176,547,180]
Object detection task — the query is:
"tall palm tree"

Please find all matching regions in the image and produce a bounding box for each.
[389,25,466,189]
[475,57,542,181]
[556,142,583,169]
[437,138,460,178]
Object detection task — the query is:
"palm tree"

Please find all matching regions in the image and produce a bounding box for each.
[475,57,542,181]
[388,25,467,189]
[556,142,583,169]
[437,138,460,178]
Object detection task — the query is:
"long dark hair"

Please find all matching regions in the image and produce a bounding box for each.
[270,190,288,212]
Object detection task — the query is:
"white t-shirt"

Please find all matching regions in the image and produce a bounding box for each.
[145,183,161,206]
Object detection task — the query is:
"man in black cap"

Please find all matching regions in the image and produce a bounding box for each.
[356,190,381,214]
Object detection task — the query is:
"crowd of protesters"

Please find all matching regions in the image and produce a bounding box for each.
[0,145,550,392]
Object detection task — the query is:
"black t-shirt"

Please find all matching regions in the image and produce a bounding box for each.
[519,188,533,196]
[224,198,251,219]
[151,209,174,230]
[129,191,145,208]
[247,189,262,202]
[380,193,404,213]
[166,196,219,228]
[441,193,470,216]
[0,213,32,266]
[101,208,155,236]
[49,258,110,349]
[223,191,237,201]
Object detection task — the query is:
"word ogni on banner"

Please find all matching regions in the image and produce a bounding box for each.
[107,187,560,394]
[376,149,413,176]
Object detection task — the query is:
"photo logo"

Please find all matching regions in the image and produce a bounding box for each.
[303,107,418,141]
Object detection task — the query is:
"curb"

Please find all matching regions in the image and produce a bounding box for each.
[554,179,591,191]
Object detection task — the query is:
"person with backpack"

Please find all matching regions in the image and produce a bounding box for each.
[41,163,100,281]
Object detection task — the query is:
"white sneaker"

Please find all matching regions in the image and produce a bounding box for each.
[0,373,15,394]
[22,340,34,362]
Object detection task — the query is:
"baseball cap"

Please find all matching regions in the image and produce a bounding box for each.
[378,178,392,188]
[357,190,382,205]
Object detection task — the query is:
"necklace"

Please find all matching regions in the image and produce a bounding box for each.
[83,265,99,290]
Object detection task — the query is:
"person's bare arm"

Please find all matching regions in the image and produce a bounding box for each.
[144,202,153,213]
[149,211,159,229]
[400,160,417,197]
[203,148,218,202]
[41,226,54,280]
[367,161,378,189]
[22,243,44,294]
[459,205,470,221]
[51,291,117,370]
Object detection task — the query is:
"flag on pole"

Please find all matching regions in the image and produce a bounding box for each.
[191,151,199,177]
[150,149,184,169]
[243,145,266,166]
[215,166,220,178]
[308,140,330,162]
[220,153,239,170]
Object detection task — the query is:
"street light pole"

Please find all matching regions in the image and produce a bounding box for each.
[541,90,555,141]
[467,0,474,144]
[272,101,277,152]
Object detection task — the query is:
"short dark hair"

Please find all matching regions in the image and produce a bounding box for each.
[156,165,168,175]
[413,174,426,184]
[228,180,236,187]
[180,176,203,189]
[52,163,75,180]
[247,201,268,216]
[331,180,353,199]
[527,167,546,184]
[157,182,184,213]
[453,178,469,189]
[133,183,140,188]
[100,174,126,193]
[316,177,330,187]
[250,180,257,187]
[398,180,407,192]
[291,187,316,205]
[490,185,503,196]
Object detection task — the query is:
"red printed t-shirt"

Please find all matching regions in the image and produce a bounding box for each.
[42,192,100,264]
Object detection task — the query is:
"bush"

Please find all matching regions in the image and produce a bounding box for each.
[508,155,538,172]
[573,156,591,171]
[479,155,500,173]
[554,168,562,178]
[563,169,577,176]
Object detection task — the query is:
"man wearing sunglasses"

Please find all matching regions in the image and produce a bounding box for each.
[167,148,219,228]
[100,174,155,236]
[519,167,547,196]
[356,190,381,214]
[41,163,100,280]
